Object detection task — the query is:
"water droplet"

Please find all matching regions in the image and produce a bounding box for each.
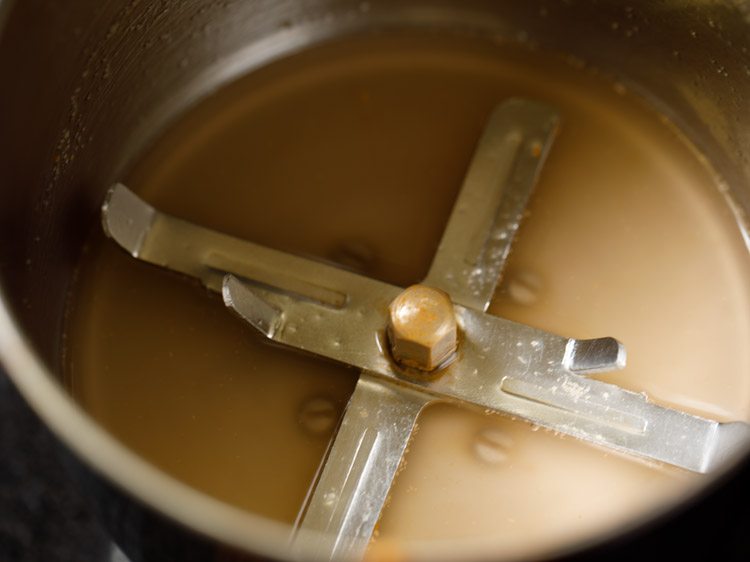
[322,490,337,507]
[473,427,513,465]
[488,247,504,263]
[298,397,338,436]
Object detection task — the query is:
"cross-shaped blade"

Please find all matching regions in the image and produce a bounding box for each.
[102,99,750,562]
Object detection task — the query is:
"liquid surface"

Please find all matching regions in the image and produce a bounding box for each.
[67,34,750,558]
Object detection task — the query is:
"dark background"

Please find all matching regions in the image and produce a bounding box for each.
[0,370,111,562]
[1,367,749,562]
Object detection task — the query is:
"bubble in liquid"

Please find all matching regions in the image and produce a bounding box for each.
[473,427,514,465]
[298,397,339,436]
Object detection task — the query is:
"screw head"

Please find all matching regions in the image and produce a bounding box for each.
[387,285,458,372]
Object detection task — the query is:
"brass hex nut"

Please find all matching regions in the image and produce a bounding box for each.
[387,285,458,372]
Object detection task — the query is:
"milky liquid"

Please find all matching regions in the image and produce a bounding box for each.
[65,34,750,559]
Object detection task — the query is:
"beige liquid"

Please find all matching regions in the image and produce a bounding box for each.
[66,34,750,559]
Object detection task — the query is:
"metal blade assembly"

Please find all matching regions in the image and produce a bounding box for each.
[102,98,750,561]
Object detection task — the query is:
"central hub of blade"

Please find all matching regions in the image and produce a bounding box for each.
[387,285,458,372]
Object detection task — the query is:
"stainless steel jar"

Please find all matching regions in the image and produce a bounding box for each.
[1,1,749,561]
